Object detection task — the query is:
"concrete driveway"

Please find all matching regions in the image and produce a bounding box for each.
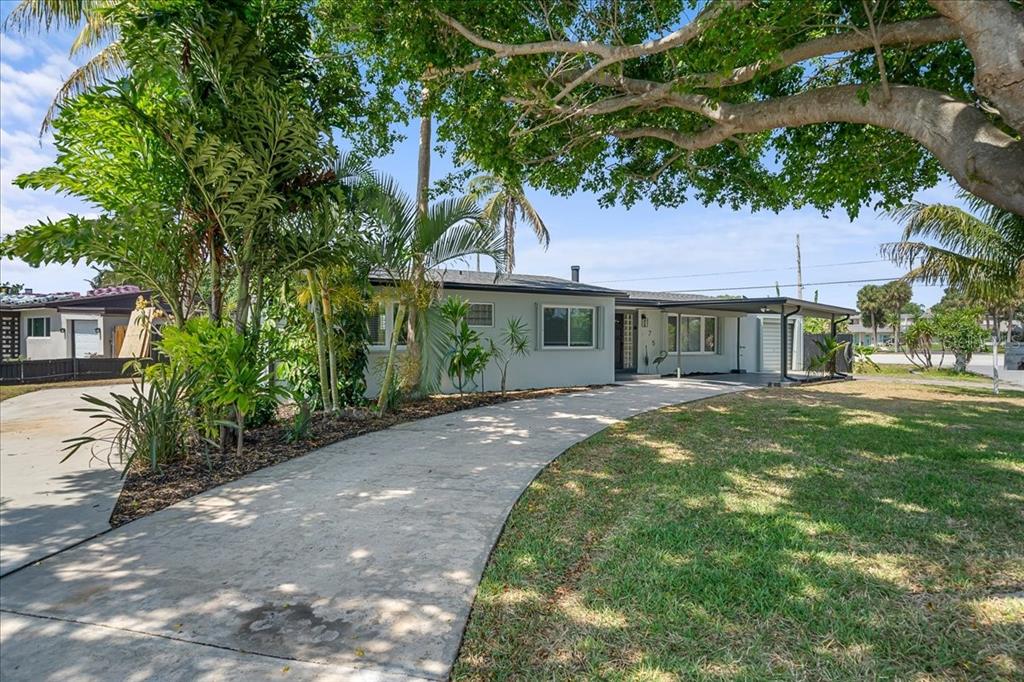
[0,383,132,575]
[0,376,760,681]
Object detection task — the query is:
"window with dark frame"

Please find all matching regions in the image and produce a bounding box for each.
[27,317,51,338]
[543,306,595,348]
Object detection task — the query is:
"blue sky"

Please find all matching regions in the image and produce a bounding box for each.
[0,18,956,309]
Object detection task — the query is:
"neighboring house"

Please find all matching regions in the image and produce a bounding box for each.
[0,286,147,361]
[848,313,916,347]
[367,267,855,394]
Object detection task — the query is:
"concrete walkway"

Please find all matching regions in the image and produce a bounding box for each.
[0,384,132,575]
[0,376,759,681]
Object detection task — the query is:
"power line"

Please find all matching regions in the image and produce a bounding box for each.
[669,276,900,294]
[591,259,884,284]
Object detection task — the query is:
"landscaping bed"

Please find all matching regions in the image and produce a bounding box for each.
[453,381,1024,680]
[110,385,605,526]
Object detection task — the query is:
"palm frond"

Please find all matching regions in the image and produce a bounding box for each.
[41,41,126,133]
[883,191,1024,305]
[4,0,90,32]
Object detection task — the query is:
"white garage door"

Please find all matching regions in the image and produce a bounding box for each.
[73,320,101,358]
[760,318,795,373]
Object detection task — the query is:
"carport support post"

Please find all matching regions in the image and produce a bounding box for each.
[735,317,741,371]
[829,314,836,338]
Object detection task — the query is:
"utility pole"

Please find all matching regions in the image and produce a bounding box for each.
[795,233,803,300]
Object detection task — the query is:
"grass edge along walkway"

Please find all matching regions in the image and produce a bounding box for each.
[453,380,1024,681]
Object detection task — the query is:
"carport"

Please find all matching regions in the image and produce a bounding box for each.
[660,297,856,384]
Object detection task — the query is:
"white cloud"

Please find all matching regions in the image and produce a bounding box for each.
[0,34,31,61]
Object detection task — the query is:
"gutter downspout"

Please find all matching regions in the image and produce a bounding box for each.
[781,305,801,382]
[731,316,746,373]
[832,314,851,375]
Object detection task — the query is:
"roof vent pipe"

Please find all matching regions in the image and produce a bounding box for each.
[571,265,580,282]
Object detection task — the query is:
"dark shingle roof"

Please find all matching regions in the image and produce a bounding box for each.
[370,269,624,297]
[618,289,716,304]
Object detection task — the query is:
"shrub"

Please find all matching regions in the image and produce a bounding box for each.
[158,318,284,455]
[934,308,987,372]
[63,365,199,476]
[487,317,531,395]
[439,297,491,394]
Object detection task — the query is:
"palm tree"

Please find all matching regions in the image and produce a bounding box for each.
[882,190,1024,391]
[367,177,506,412]
[882,191,1024,303]
[4,0,124,132]
[467,174,549,272]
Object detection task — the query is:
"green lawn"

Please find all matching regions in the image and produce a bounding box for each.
[856,362,991,382]
[453,381,1024,680]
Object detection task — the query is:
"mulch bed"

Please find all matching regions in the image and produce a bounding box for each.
[110,385,607,527]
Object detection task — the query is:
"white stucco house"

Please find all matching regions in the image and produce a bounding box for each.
[0,286,146,361]
[366,267,856,395]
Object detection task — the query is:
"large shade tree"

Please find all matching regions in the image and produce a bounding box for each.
[325,0,1024,217]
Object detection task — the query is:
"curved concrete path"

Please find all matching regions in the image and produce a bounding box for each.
[0,377,760,681]
[1,383,132,575]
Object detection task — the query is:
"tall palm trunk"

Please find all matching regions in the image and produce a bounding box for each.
[306,270,330,410]
[377,303,406,413]
[209,230,222,325]
[404,107,431,393]
[318,273,340,412]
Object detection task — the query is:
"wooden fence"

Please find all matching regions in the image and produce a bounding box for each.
[0,357,155,385]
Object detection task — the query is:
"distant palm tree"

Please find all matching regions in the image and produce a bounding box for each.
[4,0,124,132]
[881,191,1024,304]
[468,174,549,272]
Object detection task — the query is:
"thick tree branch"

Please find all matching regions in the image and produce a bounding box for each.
[929,0,1024,135]
[686,16,958,88]
[435,1,750,61]
[609,84,1024,215]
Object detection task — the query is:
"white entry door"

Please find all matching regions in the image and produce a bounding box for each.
[73,320,101,358]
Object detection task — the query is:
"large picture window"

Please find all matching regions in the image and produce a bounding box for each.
[543,306,595,348]
[27,317,50,338]
[669,315,718,353]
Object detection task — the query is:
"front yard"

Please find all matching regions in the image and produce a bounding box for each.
[454,381,1024,680]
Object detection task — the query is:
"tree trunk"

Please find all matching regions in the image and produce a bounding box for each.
[416,107,431,219]
[319,275,340,412]
[234,262,251,335]
[209,232,222,325]
[307,270,330,410]
[235,407,245,459]
[991,328,1000,395]
[377,303,406,413]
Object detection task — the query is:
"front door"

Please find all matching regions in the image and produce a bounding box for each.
[614,312,636,371]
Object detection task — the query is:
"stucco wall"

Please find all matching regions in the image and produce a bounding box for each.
[19,309,65,360]
[618,307,755,376]
[16,310,127,359]
[365,289,617,396]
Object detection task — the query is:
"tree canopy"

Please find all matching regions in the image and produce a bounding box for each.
[323,0,1024,217]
